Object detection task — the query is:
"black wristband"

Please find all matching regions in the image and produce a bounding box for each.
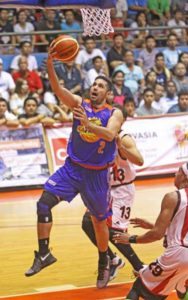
[129,235,138,244]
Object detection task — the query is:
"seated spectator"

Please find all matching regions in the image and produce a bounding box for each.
[75,36,108,78]
[0,9,15,54]
[36,9,61,52]
[112,70,133,105]
[61,9,82,43]
[167,90,188,113]
[12,56,43,95]
[145,70,157,89]
[179,52,188,76]
[160,80,178,112]
[173,62,188,93]
[43,80,65,115]
[123,97,137,118]
[147,0,170,21]
[163,33,181,70]
[13,10,35,45]
[10,78,29,115]
[127,0,147,21]
[139,83,165,112]
[128,12,149,48]
[152,52,171,85]
[53,102,73,123]
[0,97,19,127]
[107,33,127,76]
[107,8,128,41]
[137,35,158,73]
[84,56,106,91]
[167,10,186,44]
[0,58,15,101]
[149,15,166,47]
[136,88,162,116]
[10,40,38,73]
[114,50,145,94]
[115,0,128,23]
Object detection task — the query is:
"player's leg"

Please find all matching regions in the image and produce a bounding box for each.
[25,158,79,277]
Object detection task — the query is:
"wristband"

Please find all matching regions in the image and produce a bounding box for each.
[129,235,138,244]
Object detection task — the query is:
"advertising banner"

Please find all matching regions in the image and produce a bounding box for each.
[0,124,50,188]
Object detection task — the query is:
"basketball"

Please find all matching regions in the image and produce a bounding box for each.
[49,35,79,62]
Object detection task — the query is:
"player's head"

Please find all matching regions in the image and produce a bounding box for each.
[174,163,188,189]
[90,76,112,106]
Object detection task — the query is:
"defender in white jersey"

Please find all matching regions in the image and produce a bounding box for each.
[113,162,188,300]
[82,126,144,282]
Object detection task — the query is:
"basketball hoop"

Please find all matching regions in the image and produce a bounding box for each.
[80,7,114,36]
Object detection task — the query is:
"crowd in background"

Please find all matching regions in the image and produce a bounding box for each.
[0,0,188,127]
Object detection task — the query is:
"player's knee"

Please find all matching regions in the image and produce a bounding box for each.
[82,211,92,233]
[37,191,59,223]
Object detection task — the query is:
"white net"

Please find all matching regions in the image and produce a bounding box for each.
[80,8,114,36]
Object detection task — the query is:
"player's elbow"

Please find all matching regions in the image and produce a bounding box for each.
[138,157,144,166]
[152,230,164,241]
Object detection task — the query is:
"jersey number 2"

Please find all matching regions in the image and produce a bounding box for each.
[98,141,106,154]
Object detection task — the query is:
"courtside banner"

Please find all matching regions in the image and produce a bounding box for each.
[123,113,188,176]
[0,124,50,188]
[45,125,72,172]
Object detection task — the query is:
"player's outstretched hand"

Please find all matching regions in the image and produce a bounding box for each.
[112,232,130,244]
[130,218,154,229]
[73,105,89,128]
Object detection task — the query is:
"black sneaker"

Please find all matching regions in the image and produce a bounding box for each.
[110,255,125,281]
[96,255,110,289]
[25,250,57,277]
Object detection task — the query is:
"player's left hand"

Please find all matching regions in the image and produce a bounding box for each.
[73,105,89,128]
[112,232,131,244]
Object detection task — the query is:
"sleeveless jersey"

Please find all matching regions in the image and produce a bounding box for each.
[67,99,117,168]
[165,188,188,248]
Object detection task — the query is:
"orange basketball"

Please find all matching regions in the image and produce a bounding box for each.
[49,35,79,62]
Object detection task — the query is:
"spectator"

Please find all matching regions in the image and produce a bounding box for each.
[0,57,15,101]
[10,78,30,115]
[107,33,127,76]
[12,56,43,95]
[107,8,128,41]
[152,52,171,85]
[112,70,133,105]
[36,9,61,52]
[149,15,166,47]
[0,97,19,127]
[136,88,162,116]
[137,35,158,73]
[13,9,35,45]
[173,62,188,93]
[128,12,149,48]
[167,91,188,113]
[75,36,108,77]
[84,56,106,91]
[147,0,170,20]
[123,97,137,118]
[10,40,38,73]
[152,82,165,111]
[115,0,128,22]
[53,102,73,123]
[160,80,178,112]
[179,52,188,76]
[127,0,147,20]
[163,33,181,70]
[61,9,82,43]
[115,50,145,94]
[0,9,15,54]
[144,70,157,89]
[167,10,186,44]
[43,80,64,115]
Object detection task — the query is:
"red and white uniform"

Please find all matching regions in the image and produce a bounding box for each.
[107,133,136,231]
[140,188,188,297]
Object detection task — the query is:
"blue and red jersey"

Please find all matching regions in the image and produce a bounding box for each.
[67,99,117,168]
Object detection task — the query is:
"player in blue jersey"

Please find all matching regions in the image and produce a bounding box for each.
[25,53,123,289]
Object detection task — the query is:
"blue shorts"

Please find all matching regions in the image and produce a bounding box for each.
[44,157,112,220]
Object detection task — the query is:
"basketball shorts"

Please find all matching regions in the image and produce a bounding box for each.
[140,245,188,297]
[44,157,111,220]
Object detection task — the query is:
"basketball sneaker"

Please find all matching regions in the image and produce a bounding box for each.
[96,255,110,289]
[25,250,57,277]
[110,255,125,281]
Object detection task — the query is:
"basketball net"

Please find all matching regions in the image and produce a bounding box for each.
[80,8,114,36]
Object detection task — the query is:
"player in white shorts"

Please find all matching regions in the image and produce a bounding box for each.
[82,125,144,281]
[113,162,188,299]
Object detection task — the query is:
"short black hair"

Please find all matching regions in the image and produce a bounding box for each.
[20,40,32,48]
[95,75,113,91]
[24,97,38,108]
[124,97,135,105]
[145,35,155,42]
[92,56,103,64]
[113,32,124,40]
[143,88,154,95]
[178,90,188,98]
[155,52,164,60]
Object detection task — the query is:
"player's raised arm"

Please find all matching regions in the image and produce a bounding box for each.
[47,55,82,110]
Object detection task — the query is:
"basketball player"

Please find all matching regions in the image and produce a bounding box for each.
[25,54,123,289]
[113,162,188,300]
[82,111,145,281]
